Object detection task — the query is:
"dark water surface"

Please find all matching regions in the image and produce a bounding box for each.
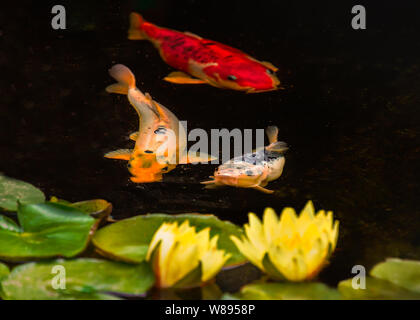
[1,0,419,294]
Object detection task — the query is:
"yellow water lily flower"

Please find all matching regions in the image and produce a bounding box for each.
[230,201,339,281]
[146,220,231,288]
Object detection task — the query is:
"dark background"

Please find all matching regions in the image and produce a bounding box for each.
[0,0,419,288]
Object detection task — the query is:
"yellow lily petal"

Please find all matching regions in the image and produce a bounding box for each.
[232,202,339,282]
[263,207,279,244]
[201,247,231,282]
[163,242,199,287]
[148,220,230,288]
[245,213,267,254]
[230,235,264,270]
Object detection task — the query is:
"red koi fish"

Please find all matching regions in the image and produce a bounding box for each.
[128,12,281,93]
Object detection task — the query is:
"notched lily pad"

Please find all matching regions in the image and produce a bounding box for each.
[50,197,113,221]
[370,258,420,293]
[338,277,420,300]
[72,199,113,220]
[92,213,246,267]
[223,282,341,300]
[0,175,45,211]
[1,258,155,300]
[0,202,96,261]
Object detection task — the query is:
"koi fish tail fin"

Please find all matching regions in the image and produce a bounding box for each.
[128,12,147,40]
[106,64,136,95]
[266,126,288,153]
[267,141,288,153]
[266,126,278,144]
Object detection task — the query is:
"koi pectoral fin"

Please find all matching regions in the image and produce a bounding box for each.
[104,149,133,160]
[129,131,139,141]
[204,184,220,190]
[253,185,274,194]
[201,180,216,185]
[106,83,129,95]
[186,152,217,164]
[201,177,221,189]
[201,180,221,190]
[164,72,206,84]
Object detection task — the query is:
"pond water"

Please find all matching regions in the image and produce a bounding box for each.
[0,1,419,297]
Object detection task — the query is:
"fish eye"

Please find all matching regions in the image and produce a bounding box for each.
[266,69,274,75]
[144,150,153,154]
[227,75,237,81]
[154,127,166,134]
[245,170,254,176]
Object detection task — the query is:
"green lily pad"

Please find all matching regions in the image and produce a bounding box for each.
[0,215,21,232]
[50,197,113,220]
[0,262,10,299]
[223,282,341,300]
[338,277,420,300]
[1,258,155,300]
[71,199,113,219]
[92,213,245,267]
[0,202,96,261]
[0,262,9,281]
[370,258,420,293]
[0,175,45,211]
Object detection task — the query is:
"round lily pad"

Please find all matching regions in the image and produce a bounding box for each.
[0,262,10,299]
[1,258,155,300]
[0,262,9,281]
[370,258,420,293]
[223,282,341,300]
[0,175,45,211]
[92,213,246,267]
[0,202,96,261]
[338,277,420,300]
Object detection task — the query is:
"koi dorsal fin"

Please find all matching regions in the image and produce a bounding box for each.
[184,31,202,39]
[144,93,162,119]
[145,92,174,126]
[261,61,278,72]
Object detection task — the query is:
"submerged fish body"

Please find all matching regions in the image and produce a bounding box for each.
[202,126,287,193]
[105,64,199,183]
[128,13,281,93]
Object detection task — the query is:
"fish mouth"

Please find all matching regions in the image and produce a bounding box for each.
[130,173,162,183]
[246,77,283,93]
[129,166,164,183]
[246,86,280,94]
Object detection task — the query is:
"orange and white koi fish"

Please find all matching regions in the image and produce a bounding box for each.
[105,64,212,183]
[128,12,281,93]
[201,126,288,193]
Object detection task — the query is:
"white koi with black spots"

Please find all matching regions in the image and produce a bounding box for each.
[201,126,288,194]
